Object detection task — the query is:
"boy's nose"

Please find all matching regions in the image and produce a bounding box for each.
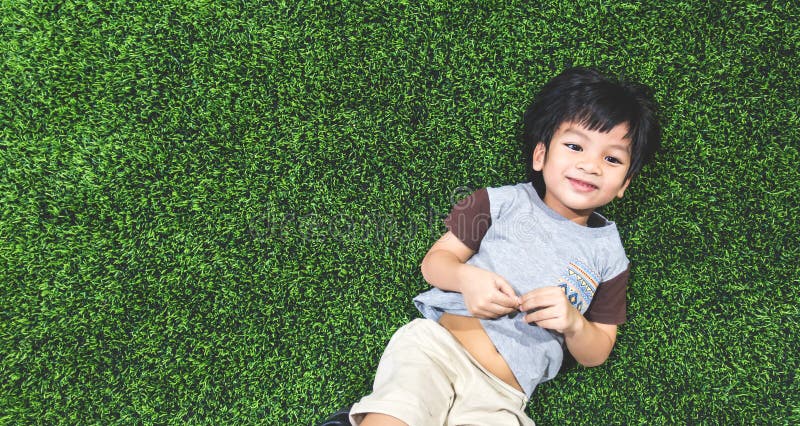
[576,159,601,174]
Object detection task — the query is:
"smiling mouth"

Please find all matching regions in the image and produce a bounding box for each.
[568,177,598,191]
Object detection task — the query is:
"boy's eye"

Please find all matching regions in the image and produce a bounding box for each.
[565,143,582,151]
[605,156,622,164]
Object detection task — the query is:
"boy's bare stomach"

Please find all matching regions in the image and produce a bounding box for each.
[438,312,523,392]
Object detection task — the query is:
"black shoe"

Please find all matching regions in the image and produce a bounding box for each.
[319,406,352,426]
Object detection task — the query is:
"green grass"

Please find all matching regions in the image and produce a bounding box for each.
[1,0,798,424]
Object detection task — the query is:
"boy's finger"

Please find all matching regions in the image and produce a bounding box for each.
[520,292,557,312]
[518,292,537,311]
[512,285,566,312]
[480,304,512,318]
[495,277,521,306]
[524,306,558,324]
[491,289,519,308]
[487,303,516,317]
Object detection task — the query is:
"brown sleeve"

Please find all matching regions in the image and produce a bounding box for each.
[584,265,629,325]
[443,188,491,252]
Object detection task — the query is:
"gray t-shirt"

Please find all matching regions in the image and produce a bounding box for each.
[413,182,630,397]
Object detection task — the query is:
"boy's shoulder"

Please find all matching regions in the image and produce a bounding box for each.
[485,182,536,210]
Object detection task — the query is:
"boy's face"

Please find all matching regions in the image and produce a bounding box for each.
[532,121,632,225]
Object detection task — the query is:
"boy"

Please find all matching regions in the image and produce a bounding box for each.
[324,67,661,425]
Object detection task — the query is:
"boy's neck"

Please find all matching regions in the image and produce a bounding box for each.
[532,182,606,227]
[540,192,595,226]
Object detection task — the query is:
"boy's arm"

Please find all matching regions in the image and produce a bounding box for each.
[519,287,617,366]
[421,231,520,319]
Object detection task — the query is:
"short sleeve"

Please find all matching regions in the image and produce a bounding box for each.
[443,188,491,252]
[584,264,629,325]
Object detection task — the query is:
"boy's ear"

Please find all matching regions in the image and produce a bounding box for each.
[617,177,632,198]
[532,142,546,171]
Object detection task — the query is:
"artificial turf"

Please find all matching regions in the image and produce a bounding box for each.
[1,1,798,424]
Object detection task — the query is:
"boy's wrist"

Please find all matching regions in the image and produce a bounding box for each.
[563,312,587,338]
[454,263,473,290]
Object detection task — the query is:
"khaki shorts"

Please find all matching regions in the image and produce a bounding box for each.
[350,319,535,426]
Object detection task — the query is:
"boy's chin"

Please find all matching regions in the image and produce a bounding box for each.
[568,194,619,210]
[560,197,608,212]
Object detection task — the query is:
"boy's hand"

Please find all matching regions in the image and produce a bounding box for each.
[457,264,520,319]
[519,286,584,336]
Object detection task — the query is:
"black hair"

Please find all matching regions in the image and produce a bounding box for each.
[522,67,662,197]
